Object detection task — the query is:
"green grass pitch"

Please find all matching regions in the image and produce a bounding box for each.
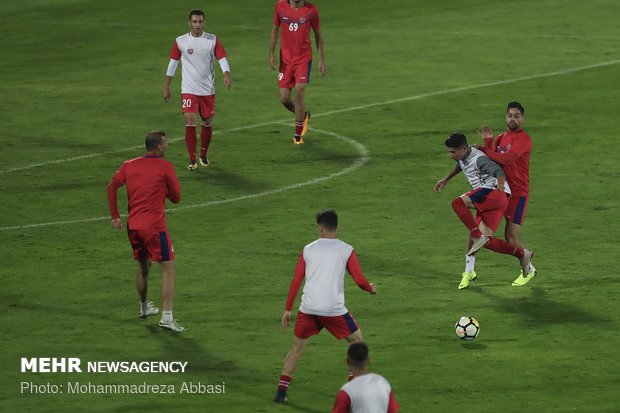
[1,0,619,412]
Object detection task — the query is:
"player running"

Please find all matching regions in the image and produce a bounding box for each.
[270,0,325,144]
[478,101,536,286]
[163,9,232,171]
[434,132,533,289]
[274,210,377,403]
[107,130,185,332]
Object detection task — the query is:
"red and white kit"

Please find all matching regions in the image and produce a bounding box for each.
[332,373,399,413]
[286,238,373,339]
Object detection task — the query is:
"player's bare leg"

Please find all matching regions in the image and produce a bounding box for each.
[275,336,307,403]
[137,259,159,318]
[199,116,213,167]
[184,112,199,171]
[279,88,295,113]
[293,84,308,143]
[505,222,525,249]
[281,336,307,376]
[158,261,184,331]
[506,222,537,285]
[294,83,311,137]
[345,329,364,343]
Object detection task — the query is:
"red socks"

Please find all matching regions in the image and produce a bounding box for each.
[451,197,482,238]
[200,124,212,158]
[185,125,197,162]
[295,121,303,140]
[485,238,524,258]
[278,374,291,392]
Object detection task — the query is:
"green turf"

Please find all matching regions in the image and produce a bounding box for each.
[1,0,619,411]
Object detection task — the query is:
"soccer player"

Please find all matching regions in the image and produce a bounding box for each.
[478,101,536,286]
[274,210,377,403]
[332,342,400,413]
[107,130,185,332]
[270,0,325,145]
[163,9,232,171]
[434,132,533,289]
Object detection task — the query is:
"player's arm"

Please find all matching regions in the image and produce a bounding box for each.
[107,164,126,229]
[331,390,351,413]
[163,41,182,102]
[283,253,306,331]
[269,25,279,71]
[165,165,182,204]
[347,250,376,294]
[477,156,506,192]
[434,164,462,192]
[214,38,232,90]
[387,391,400,413]
[314,28,325,76]
[485,136,531,166]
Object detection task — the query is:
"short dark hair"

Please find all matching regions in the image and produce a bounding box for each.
[507,101,525,115]
[316,209,338,231]
[188,9,205,20]
[444,132,468,149]
[145,130,166,151]
[347,342,369,369]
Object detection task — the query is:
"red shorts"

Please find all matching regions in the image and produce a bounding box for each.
[465,188,509,232]
[127,230,174,262]
[278,61,312,89]
[294,311,359,340]
[181,94,215,118]
[505,194,528,225]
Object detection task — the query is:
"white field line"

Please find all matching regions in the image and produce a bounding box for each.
[1,59,618,231]
[2,59,618,176]
[0,127,368,231]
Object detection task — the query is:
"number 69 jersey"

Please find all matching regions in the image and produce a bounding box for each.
[274,0,320,65]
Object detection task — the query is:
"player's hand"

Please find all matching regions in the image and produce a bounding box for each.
[369,283,377,294]
[223,72,232,89]
[269,54,277,71]
[433,178,447,192]
[111,218,123,229]
[163,87,171,103]
[319,61,326,77]
[281,310,292,332]
[472,144,482,150]
[496,182,505,192]
[479,125,494,140]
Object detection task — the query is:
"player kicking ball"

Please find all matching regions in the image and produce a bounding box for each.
[434,132,533,289]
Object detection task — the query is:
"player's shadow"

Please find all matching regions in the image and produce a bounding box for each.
[194,165,270,192]
[471,286,608,325]
[285,401,324,413]
[144,324,245,380]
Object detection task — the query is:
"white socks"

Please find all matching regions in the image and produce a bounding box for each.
[161,311,173,323]
[465,254,476,273]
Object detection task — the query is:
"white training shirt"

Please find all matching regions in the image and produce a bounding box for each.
[458,146,511,195]
[341,373,393,413]
[168,32,227,96]
[299,238,354,316]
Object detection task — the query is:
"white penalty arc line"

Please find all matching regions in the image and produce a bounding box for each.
[1,58,619,176]
[0,128,369,231]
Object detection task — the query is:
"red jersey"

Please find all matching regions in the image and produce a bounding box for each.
[107,155,181,231]
[482,128,532,196]
[274,0,320,65]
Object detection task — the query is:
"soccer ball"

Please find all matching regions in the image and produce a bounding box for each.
[455,316,480,340]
